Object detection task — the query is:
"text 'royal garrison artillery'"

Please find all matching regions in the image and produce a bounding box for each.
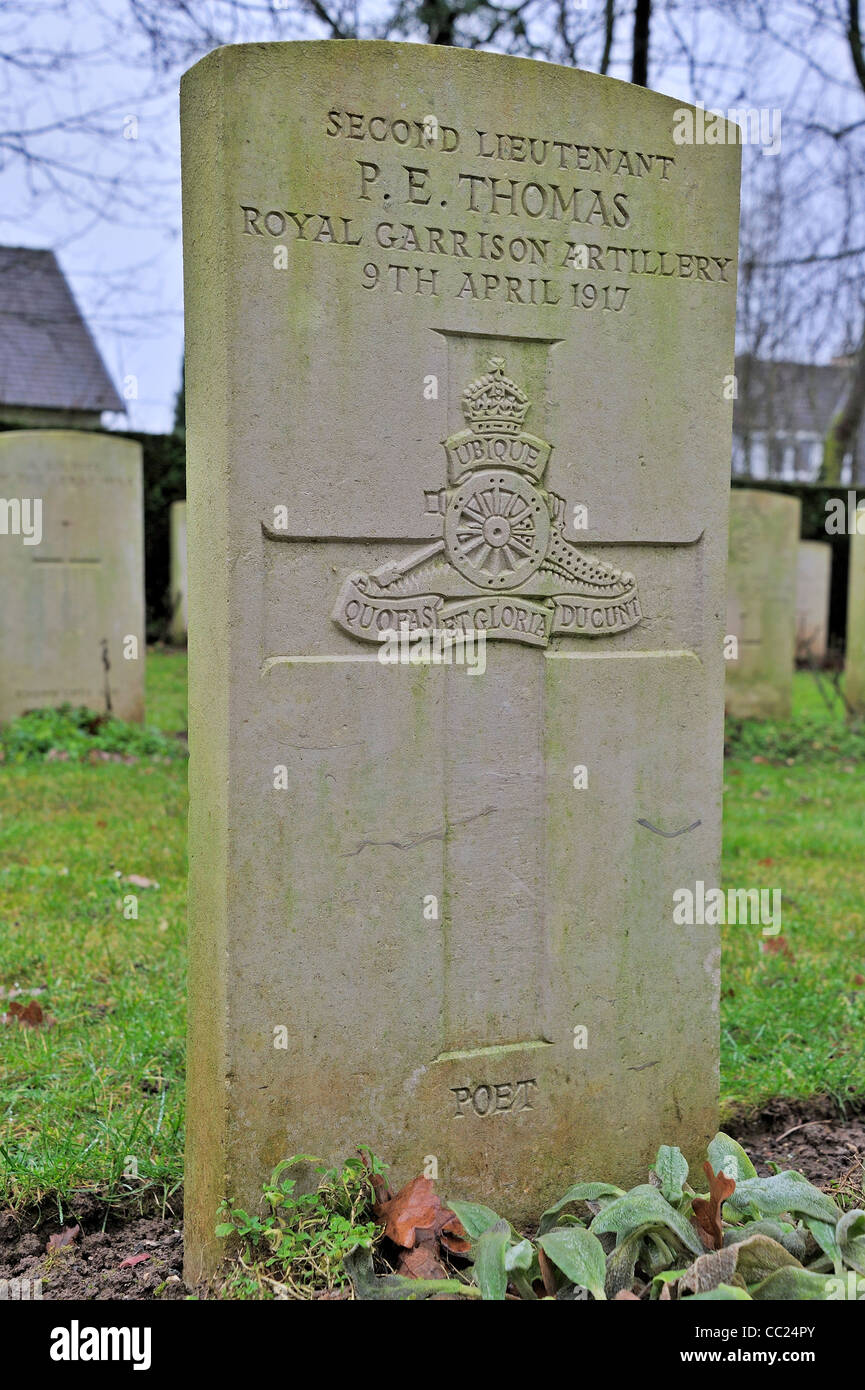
[332,358,642,648]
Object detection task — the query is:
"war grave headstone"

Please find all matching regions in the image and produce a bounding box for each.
[795,539,831,666]
[0,430,145,724]
[169,500,188,644]
[180,40,741,1278]
[846,514,865,716]
[726,489,800,720]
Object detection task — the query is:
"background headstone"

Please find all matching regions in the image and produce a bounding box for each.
[181,40,740,1279]
[726,489,800,719]
[0,430,145,724]
[846,514,865,716]
[169,500,188,645]
[795,539,831,667]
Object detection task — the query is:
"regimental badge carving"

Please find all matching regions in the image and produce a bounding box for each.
[332,358,642,648]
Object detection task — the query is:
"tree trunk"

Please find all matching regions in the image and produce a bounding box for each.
[631,0,652,86]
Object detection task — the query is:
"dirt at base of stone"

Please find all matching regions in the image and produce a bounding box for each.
[2,1096,863,1300]
[0,1200,185,1301]
[727,1094,865,1188]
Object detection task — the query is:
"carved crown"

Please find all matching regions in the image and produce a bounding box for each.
[462,358,529,436]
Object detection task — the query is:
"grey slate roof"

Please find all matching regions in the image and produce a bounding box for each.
[734,355,850,435]
[0,246,123,413]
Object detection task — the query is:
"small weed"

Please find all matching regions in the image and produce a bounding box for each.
[216,1150,387,1298]
[0,705,186,765]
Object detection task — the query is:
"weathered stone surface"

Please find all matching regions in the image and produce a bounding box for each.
[726,490,800,720]
[795,540,831,666]
[846,517,865,715]
[181,40,740,1280]
[169,500,188,645]
[0,430,144,724]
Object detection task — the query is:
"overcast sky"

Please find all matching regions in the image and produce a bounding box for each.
[3,1,861,433]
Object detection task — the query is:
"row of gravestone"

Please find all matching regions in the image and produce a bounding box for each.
[727,488,865,719]
[0,430,187,724]
[0,432,854,725]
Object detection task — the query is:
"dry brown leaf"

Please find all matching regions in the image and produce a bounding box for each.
[396,1243,449,1280]
[692,1161,736,1251]
[537,1244,558,1297]
[680,1243,738,1294]
[439,1214,471,1257]
[360,1152,469,1258]
[373,1174,464,1251]
[46,1225,80,1252]
[760,935,794,960]
[2,999,55,1030]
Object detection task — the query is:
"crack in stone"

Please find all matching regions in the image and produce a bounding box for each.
[341,804,498,856]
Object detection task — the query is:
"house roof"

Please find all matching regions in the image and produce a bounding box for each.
[733,355,850,436]
[0,246,123,414]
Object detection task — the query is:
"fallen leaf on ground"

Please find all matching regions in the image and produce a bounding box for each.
[395,1244,448,1279]
[692,1162,736,1251]
[2,999,55,1029]
[46,1225,80,1252]
[760,936,794,960]
[372,1174,468,1252]
[359,1151,470,1278]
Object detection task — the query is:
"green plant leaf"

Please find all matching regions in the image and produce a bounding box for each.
[836,1209,865,1276]
[723,1218,793,1247]
[749,1266,836,1300]
[805,1217,842,1272]
[644,1230,676,1276]
[707,1132,758,1183]
[733,1234,802,1284]
[505,1239,539,1300]
[726,1172,840,1224]
[344,1246,479,1300]
[447,1199,504,1241]
[685,1283,752,1300]
[591,1185,704,1255]
[474,1219,510,1301]
[505,1238,534,1273]
[537,1182,626,1235]
[604,1223,655,1299]
[538,1226,607,1300]
[651,1146,689,1204]
[651,1267,688,1298]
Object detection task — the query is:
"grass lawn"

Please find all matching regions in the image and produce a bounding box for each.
[1,653,864,1208]
[0,650,188,1212]
[721,675,865,1115]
